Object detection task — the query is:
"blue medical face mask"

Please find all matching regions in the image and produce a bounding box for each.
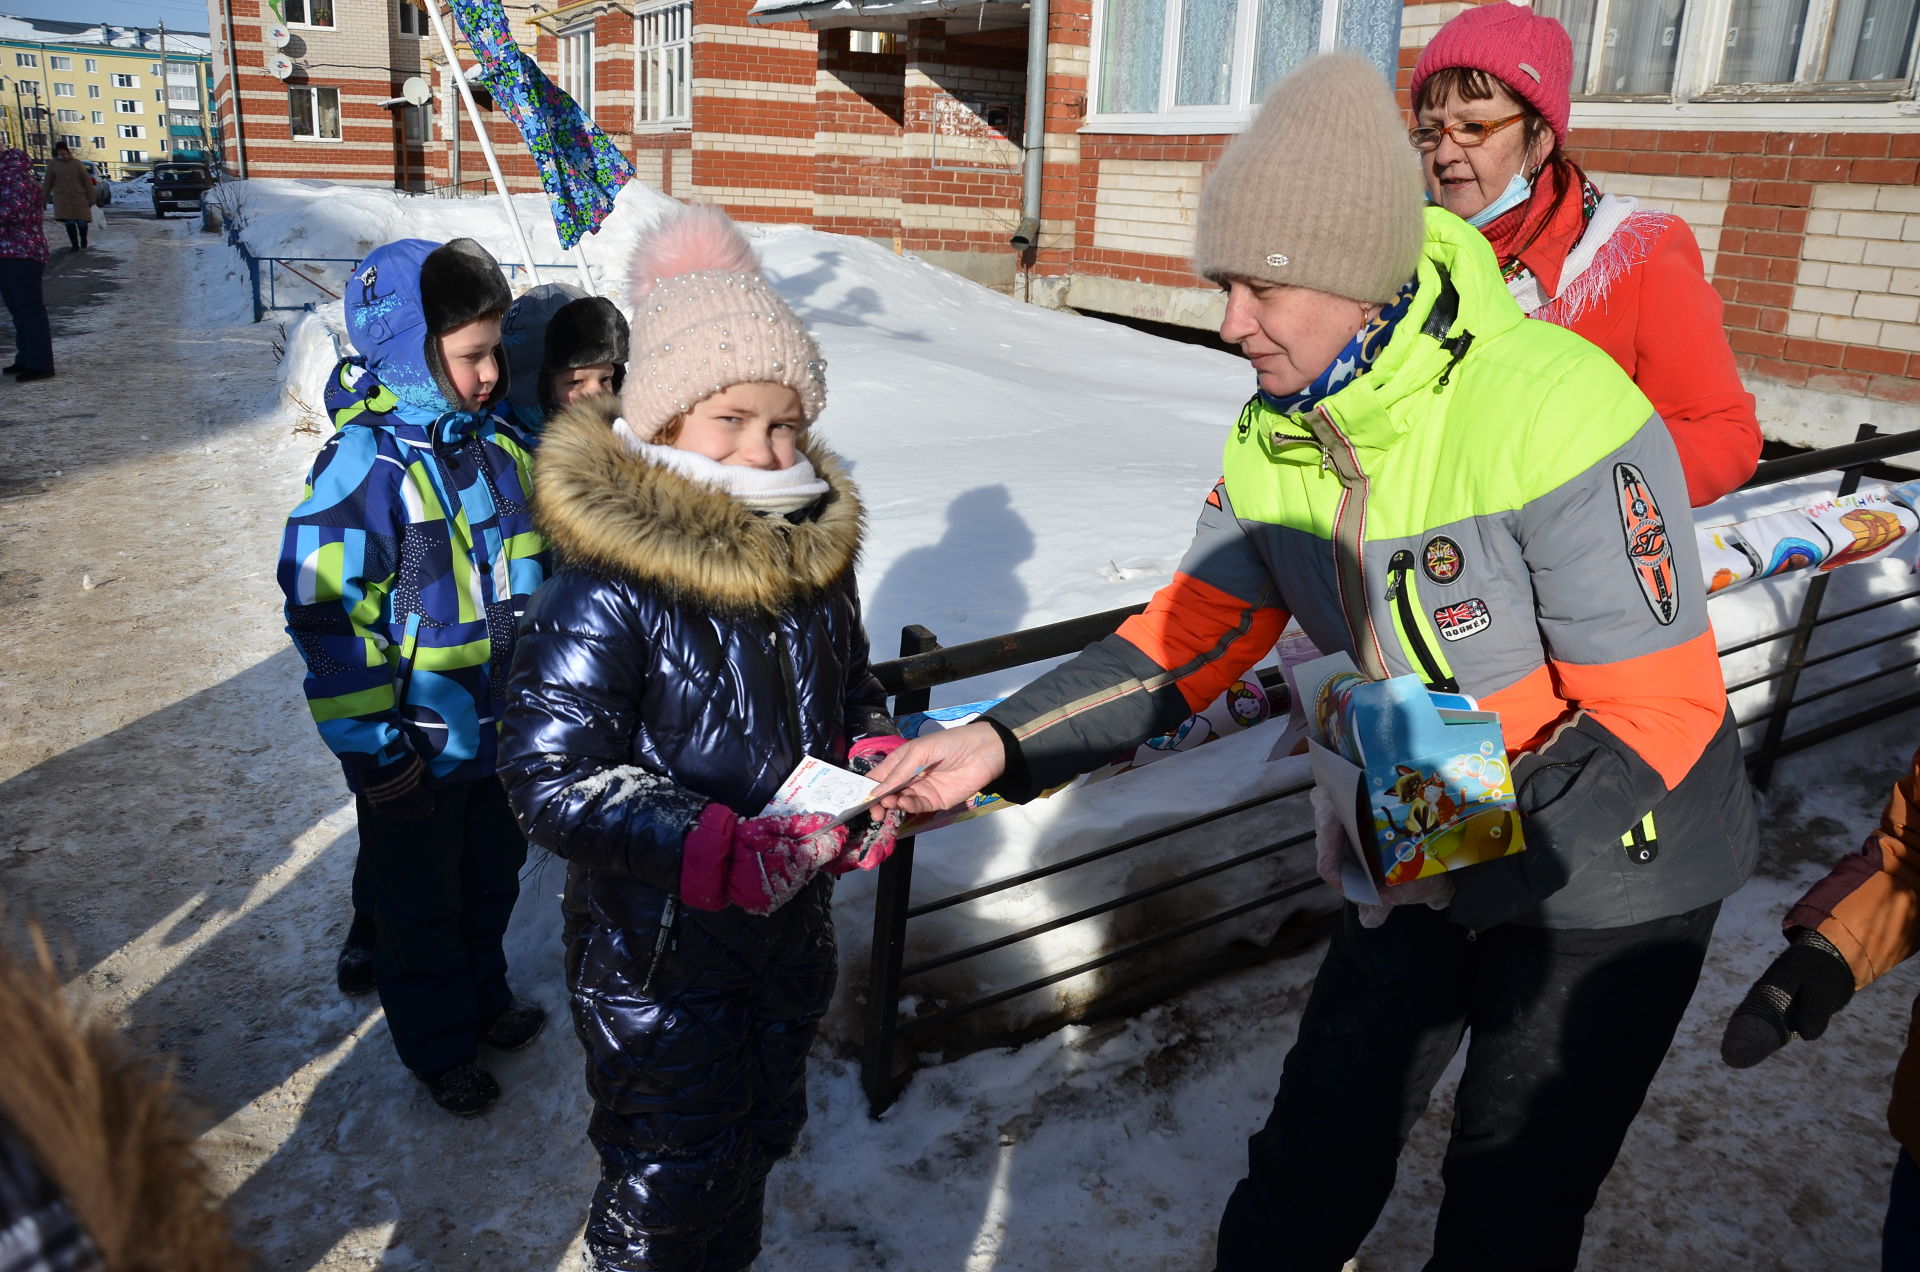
[1465,173,1533,228]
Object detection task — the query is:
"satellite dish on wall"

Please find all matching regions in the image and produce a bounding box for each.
[266,54,294,80]
[401,76,430,106]
[265,23,290,48]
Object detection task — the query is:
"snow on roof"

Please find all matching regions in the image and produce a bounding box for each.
[0,13,211,55]
[748,0,991,17]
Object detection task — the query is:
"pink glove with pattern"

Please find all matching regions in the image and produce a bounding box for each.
[828,736,907,875]
[680,805,848,916]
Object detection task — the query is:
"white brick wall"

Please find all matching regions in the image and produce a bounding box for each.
[1790,182,1920,358]
[1092,160,1202,257]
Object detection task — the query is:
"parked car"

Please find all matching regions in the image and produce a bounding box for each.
[152,163,214,218]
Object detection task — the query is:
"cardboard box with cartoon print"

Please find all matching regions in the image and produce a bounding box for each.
[1293,652,1525,904]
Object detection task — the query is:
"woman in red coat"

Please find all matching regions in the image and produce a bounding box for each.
[1411,3,1760,507]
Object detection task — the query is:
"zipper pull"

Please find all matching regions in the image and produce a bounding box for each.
[1321,451,1333,473]
[1385,549,1414,601]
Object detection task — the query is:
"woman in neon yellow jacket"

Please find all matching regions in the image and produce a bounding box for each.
[873,53,1757,1270]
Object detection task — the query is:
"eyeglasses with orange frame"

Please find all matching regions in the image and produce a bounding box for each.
[1407,112,1528,152]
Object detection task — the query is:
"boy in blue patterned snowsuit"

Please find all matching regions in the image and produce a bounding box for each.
[277,237,550,1115]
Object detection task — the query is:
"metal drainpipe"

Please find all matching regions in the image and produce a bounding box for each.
[1007,0,1048,256]
[221,0,248,176]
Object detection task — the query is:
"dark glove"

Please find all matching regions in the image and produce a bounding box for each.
[1721,929,1855,1069]
[354,750,436,823]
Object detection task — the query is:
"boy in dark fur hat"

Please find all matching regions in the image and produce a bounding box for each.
[277,236,550,1117]
[500,282,630,440]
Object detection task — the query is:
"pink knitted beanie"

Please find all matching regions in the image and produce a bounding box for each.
[1410,2,1575,146]
[619,205,827,441]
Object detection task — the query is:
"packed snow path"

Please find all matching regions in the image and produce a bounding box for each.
[2,203,1919,1269]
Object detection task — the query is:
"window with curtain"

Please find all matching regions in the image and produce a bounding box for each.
[637,1,691,124]
[557,24,594,114]
[1536,0,1686,96]
[1717,0,1918,85]
[1093,0,1397,118]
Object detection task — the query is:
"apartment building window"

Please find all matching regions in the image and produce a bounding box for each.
[14,53,35,68]
[637,1,690,124]
[398,0,425,35]
[52,83,73,97]
[87,85,99,98]
[55,109,80,122]
[170,112,198,127]
[60,133,80,148]
[119,148,145,163]
[1537,0,1920,100]
[110,73,138,88]
[90,135,103,148]
[1089,0,1399,121]
[115,100,139,113]
[168,84,198,104]
[557,23,594,113]
[286,0,337,28]
[402,100,431,143]
[117,124,144,138]
[48,56,70,71]
[83,58,96,72]
[289,84,341,139]
[90,110,102,123]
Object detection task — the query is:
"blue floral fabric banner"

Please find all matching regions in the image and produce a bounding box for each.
[448,0,633,248]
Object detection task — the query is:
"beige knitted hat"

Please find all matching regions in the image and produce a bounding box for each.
[1194,52,1426,304]
[620,205,827,440]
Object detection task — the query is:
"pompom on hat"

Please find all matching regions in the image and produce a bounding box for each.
[1411,2,1576,147]
[1194,52,1425,305]
[620,205,826,441]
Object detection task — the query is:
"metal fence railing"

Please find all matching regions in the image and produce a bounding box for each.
[857,424,1920,1115]
[221,225,531,322]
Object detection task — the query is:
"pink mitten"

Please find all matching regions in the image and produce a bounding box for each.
[827,806,904,876]
[679,806,848,915]
[727,813,846,915]
[1308,786,1455,928]
[847,733,906,776]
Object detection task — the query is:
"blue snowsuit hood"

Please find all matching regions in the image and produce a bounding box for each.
[343,237,508,422]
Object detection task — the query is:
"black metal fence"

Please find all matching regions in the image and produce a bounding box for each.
[857,425,1920,1116]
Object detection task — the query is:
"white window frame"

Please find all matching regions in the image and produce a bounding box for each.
[110,73,138,88]
[398,0,425,36]
[1544,0,1920,128]
[289,84,342,141]
[1084,0,1349,132]
[286,0,338,29]
[636,0,691,127]
[14,53,34,68]
[114,99,140,113]
[117,123,144,138]
[55,108,80,122]
[60,132,80,148]
[52,83,74,97]
[48,56,70,71]
[83,58,96,72]
[90,135,103,148]
[86,84,99,99]
[91,110,102,123]
[119,148,145,163]
[556,21,595,115]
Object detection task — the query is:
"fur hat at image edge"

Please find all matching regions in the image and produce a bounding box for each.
[619,205,826,442]
[419,237,513,336]
[546,296,630,372]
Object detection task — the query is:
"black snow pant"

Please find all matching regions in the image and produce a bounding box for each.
[1215,898,1720,1272]
[567,872,837,1272]
[351,775,526,1077]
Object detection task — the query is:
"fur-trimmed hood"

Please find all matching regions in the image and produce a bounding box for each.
[533,397,863,614]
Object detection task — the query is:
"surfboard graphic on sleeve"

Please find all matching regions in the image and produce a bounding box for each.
[1616,462,1677,626]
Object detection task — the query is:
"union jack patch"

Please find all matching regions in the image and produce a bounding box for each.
[1433,597,1491,642]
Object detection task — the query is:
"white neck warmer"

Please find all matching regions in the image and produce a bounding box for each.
[612,416,830,516]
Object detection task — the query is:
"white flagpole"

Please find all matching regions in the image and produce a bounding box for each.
[569,235,596,294]
[423,0,543,285]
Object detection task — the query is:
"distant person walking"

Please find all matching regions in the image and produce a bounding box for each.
[42,143,93,252]
[0,148,53,382]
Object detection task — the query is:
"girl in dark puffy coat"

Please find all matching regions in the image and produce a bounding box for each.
[497,206,901,1272]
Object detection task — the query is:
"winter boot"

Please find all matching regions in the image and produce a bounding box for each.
[335,912,377,996]
[480,998,547,1051]
[420,1061,499,1116]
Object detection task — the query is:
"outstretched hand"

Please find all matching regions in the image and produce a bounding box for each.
[869,721,1008,815]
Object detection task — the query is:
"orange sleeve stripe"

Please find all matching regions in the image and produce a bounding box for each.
[1477,664,1567,755]
[1116,571,1289,714]
[1549,628,1726,789]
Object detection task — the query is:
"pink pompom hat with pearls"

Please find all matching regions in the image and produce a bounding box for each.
[619,204,827,441]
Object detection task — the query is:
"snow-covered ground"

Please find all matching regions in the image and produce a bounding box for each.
[3,189,1919,1269]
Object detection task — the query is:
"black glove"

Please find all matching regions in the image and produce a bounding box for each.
[1721,929,1855,1069]
[354,750,436,823]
